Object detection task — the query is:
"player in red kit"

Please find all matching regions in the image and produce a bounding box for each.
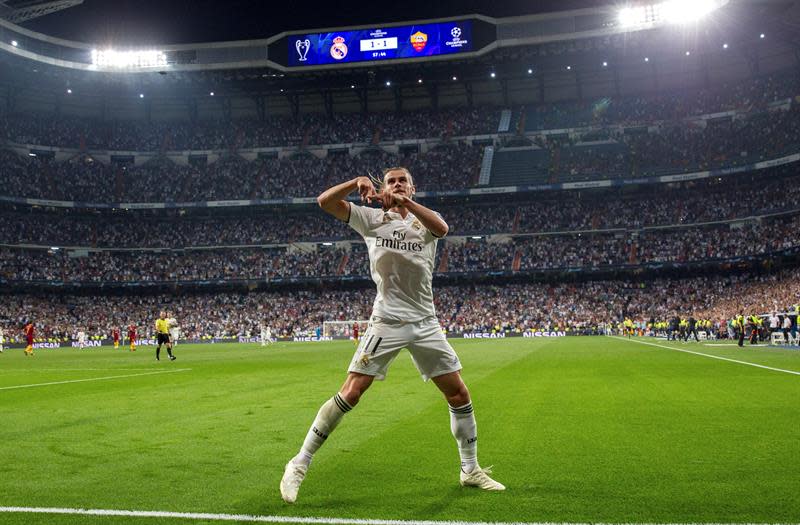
[128,323,137,352]
[353,321,359,345]
[112,327,120,349]
[23,321,34,356]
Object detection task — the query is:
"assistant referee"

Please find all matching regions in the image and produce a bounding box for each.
[155,311,176,361]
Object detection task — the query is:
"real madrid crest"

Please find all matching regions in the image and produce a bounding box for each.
[382,213,392,224]
[411,219,423,231]
[330,36,348,60]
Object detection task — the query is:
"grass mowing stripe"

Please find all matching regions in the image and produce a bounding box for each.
[612,336,800,376]
[1,506,783,525]
[0,368,191,391]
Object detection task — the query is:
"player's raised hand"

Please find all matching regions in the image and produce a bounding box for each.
[356,176,381,204]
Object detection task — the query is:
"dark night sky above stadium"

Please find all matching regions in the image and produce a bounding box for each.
[22,0,605,45]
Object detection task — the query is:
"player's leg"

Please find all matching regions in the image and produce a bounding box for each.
[167,340,175,360]
[409,318,504,491]
[280,372,372,503]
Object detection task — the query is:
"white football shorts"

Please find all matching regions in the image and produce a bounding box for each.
[347,316,462,381]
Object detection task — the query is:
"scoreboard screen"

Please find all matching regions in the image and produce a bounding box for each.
[287,21,473,67]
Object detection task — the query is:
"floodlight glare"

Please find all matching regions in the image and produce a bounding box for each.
[527,68,533,74]
[723,43,728,49]
[490,72,496,78]
[91,49,167,69]
[66,88,72,94]
[11,40,18,47]
[452,76,457,81]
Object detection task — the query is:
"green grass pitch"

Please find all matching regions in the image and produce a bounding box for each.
[0,337,799,524]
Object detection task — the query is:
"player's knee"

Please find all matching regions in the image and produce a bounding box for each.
[447,384,471,407]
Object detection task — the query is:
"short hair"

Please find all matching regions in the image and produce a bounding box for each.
[382,166,414,186]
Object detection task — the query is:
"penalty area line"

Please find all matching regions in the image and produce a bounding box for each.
[611,336,800,376]
[0,369,191,391]
[0,507,782,525]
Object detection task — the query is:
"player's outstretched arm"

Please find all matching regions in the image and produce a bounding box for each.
[317,177,380,222]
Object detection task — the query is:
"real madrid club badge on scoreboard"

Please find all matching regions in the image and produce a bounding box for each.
[287,21,472,67]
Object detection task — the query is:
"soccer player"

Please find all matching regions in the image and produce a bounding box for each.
[168,313,180,348]
[261,324,272,346]
[279,167,504,504]
[0,325,4,353]
[23,320,34,356]
[77,328,87,349]
[352,321,359,344]
[113,327,120,349]
[154,311,175,361]
[128,323,137,352]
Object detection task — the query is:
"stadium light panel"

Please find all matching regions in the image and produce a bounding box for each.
[66,88,72,94]
[452,76,457,81]
[760,33,765,38]
[644,56,650,62]
[417,78,423,83]
[11,40,18,47]
[527,68,533,74]
[28,152,36,157]
[603,61,608,67]
[209,92,214,96]
[723,43,728,48]
[618,0,722,28]
[350,85,355,88]
[685,50,691,55]
[566,65,572,70]
[91,49,167,69]
[490,72,496,78]
[139,93,144,98]
[385,81,391,87]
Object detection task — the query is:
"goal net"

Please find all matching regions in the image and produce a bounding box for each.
[323,320,370,338]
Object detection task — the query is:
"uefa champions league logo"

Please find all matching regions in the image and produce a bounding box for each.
[451,27,462,39]
[295,39,310,62]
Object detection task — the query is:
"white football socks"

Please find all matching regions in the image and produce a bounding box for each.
[293,393,353,468]
[449,402,478,473]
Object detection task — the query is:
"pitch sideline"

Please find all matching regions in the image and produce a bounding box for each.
[0,506,785,525]
[611,336,800,376]
[0,368,192,391]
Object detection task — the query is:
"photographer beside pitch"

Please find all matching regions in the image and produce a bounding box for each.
[279,167,505,504]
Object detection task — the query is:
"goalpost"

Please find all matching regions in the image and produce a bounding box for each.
[322,320,370,338]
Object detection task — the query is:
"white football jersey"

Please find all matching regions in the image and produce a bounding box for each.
[348,204,442,322]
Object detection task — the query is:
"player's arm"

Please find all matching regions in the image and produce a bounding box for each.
[398,199,449,238]
[317,177,380,222]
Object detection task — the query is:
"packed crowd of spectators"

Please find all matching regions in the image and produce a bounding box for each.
[0,143,482,201]
[1,270,797,340]
[2,170,797,248]
[2,212,797,282]
[0,107,500,152]
[523,72,800,130]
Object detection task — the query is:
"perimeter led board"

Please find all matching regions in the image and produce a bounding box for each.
[286,21,473,67]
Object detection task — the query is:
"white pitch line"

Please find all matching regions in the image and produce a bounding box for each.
[0,369,191,391]
[611,336,800,376]
[0,507,787,525]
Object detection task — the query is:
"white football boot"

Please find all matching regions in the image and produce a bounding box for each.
[459,465,506,491]
[280,460,308,503]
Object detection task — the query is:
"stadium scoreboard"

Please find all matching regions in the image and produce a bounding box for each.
[269,18,497,69]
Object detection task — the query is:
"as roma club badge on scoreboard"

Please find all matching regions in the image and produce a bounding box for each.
[410,31,428,52]
[330,36,348,60]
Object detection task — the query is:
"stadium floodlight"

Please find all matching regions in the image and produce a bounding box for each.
[566,65,572,70]
[28,152,36,157]
[66,88,72,94]
[91,49,167,69]
[11,40,18,47]
[603,61,608,67]
[417,78,423,83]
[618,0,723,28]
[452,75,457,81]
[685,50,691,55]
[527,68,533,74]
[723,43,728,48]
[490,71,496,78]
[350,84,355,88]
[644,56,650,62]
[139,93,144,98]
[385,80,391,87]
[760,33,765,39]
[209,91,214,96]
